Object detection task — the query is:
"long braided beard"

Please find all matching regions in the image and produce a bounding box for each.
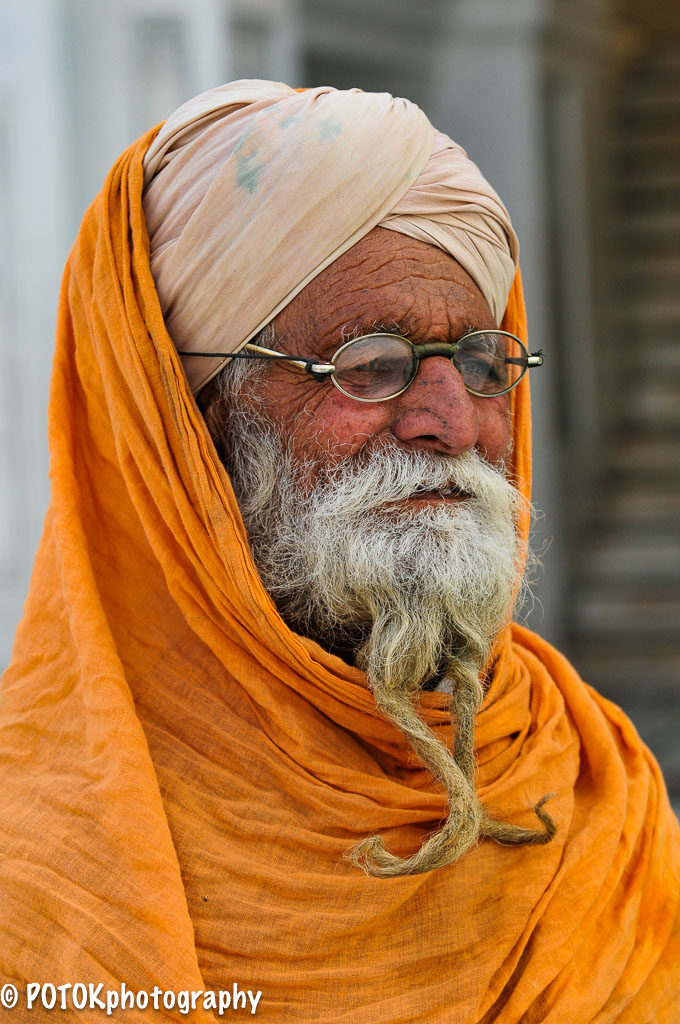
[202,359,555,877]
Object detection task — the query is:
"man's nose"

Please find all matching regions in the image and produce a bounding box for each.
[389,356,478,454]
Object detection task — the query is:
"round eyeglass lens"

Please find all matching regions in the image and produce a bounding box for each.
[332,334,415,400]
[454,332,526,396]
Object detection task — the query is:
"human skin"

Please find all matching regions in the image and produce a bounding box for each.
[244,226,511,498]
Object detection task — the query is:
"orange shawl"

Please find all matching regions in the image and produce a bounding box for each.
[1,130,679,1023]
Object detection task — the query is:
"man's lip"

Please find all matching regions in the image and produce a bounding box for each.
[405,488,471,502]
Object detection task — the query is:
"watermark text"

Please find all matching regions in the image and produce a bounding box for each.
[0,982,262,1015]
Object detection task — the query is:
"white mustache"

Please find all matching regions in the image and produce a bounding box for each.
[313,446,510,515]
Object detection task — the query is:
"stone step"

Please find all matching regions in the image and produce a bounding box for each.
[614,195,680,220]
[613,184,680,221]
[614,149,680,178]
[623,358,680,383]
[613,132,680,151]
[610,335,680,360]
[611,305,680,331]
[619,94,680,113]
[610,235,680,261]
[619,111,680,132]
[605,466,680,491]
[613,258,680,286]
[570,639,680,669]
[634,364,680,388]
[574,537,680,586]
[624,72,680,95]
[585,512,680,536]
[636,343,680,371]
[613,195,680,220]
[614,212,680,236]
[613,280,680,305]
[592,489,680,529]
[569,588,680,637]
[581,518,680,549]
[624,339,680,366]
[618,112,680,138]
[607,438,680,473]
[615,174,680,193]
[626,399,680,430]
[616,385,680,431]
[624,60,680,86]
[603,486,680,510]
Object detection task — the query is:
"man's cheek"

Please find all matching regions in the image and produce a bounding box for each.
[476,400,511,467]
[311,399,391,459]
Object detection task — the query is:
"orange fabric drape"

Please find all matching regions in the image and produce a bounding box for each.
[1,130,679,1023]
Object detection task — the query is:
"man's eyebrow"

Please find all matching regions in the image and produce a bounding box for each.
[340,318,416,341]
[460,323,478,337]
[339,320,483,344]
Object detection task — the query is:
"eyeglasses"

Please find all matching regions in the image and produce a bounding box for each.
[179,329,543,402]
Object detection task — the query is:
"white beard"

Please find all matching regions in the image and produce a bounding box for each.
[223,401,525,694]
[205,369,553,878]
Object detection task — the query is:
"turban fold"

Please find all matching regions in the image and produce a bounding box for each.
[142,81,518,393]
[0,84,678,1023]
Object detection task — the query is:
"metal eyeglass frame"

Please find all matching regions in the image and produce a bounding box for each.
[178,329,544,402]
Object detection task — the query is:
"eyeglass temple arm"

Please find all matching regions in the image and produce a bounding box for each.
[245,343,334,377]
[176,342,335,378]
[506,351,544,367]
[527,351,544,366]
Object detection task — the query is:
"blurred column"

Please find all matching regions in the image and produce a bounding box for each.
[62,0,230,233]
[543,2,614,527]
[430,0,612,645]
[0,0,70,662]
[230,0,301,86]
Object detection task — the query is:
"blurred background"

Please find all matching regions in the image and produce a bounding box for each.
[1,0,678,804]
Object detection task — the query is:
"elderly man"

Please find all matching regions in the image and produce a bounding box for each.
[1,81,679,1022]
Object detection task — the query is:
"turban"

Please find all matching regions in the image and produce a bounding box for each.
[0,81,679,1023]
[142,81,518,393]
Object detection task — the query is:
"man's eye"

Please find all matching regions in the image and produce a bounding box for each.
[354,357,404,374]
[456,352,506,385]
[349,357,384,374]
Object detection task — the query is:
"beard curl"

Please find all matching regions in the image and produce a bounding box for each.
[200,353,556,877]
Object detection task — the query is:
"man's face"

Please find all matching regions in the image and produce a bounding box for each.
[254,226,511,489]
[208,221,523,690]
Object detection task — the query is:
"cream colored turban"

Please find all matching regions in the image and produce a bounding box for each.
[143,80,519,394]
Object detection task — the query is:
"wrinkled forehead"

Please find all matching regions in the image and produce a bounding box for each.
[271,227,496,352]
